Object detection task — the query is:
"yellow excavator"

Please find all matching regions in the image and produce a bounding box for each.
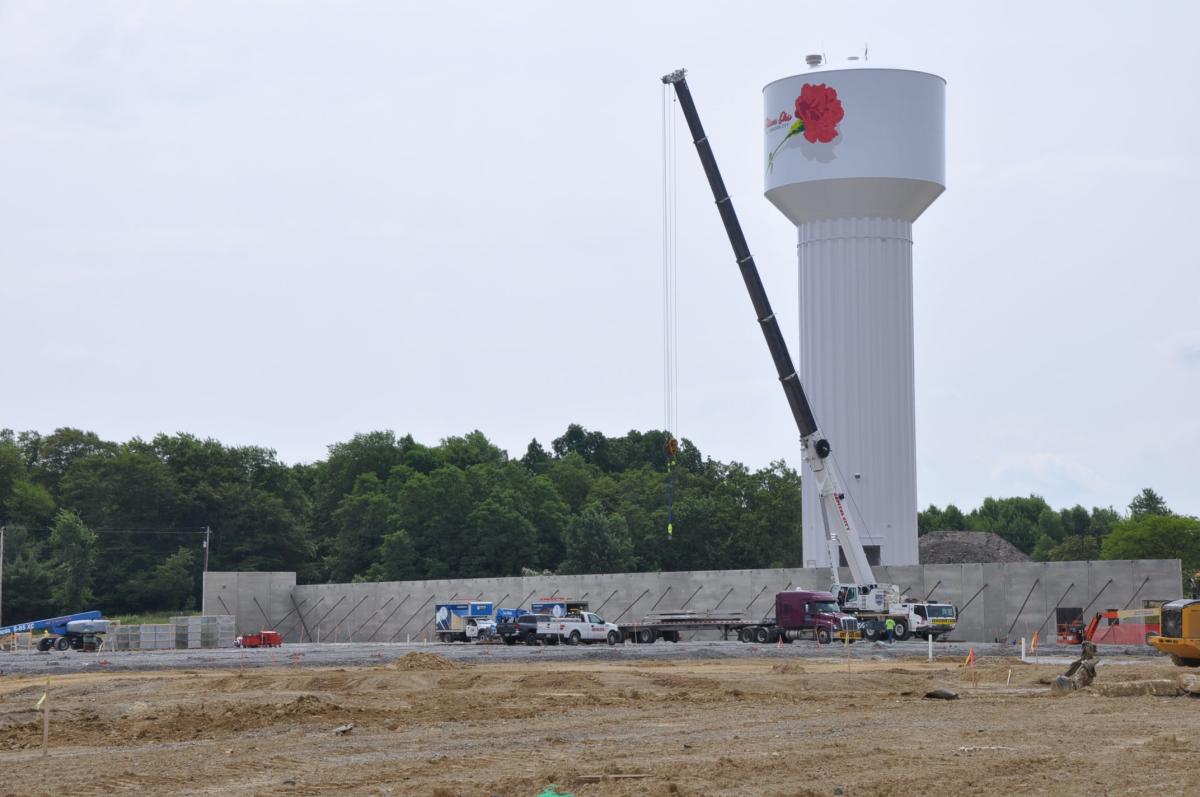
[1149,579,1200,667]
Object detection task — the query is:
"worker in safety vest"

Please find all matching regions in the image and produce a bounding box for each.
[885,617,896,643]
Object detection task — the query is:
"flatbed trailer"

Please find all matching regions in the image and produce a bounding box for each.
[619,606,860,645]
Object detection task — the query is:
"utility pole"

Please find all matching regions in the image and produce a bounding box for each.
[203,526,210,573]
[0,525,5,631]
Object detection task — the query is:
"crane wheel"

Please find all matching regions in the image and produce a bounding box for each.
[892,620,911,641]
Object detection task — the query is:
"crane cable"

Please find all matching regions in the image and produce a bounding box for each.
[662,83,680,540]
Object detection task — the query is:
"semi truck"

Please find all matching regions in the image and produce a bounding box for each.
[662,69,957,640]
[619,590,860,645]
[0,610,110,652]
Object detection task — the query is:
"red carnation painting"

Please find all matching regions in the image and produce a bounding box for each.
[768,82,845,170]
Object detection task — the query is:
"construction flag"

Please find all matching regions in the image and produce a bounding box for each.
[964,647,975,667]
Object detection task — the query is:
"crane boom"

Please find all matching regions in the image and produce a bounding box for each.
[661,68,878,590]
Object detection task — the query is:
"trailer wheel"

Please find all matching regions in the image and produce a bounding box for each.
[753,626,769,644]
[893,620,911,641]
[667,631,680,643]
[637,629,655,644]
[607,630,620,646]
[816,627,832,645]
[737,628,752,643]
[55,637,71,651]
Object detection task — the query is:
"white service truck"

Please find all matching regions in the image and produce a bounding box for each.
[537,612,622,646]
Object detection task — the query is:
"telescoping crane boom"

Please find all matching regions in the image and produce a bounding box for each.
[660,68,894,614]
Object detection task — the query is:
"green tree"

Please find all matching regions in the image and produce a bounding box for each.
[1047,535,1101,562]
[561,506,634,575]
[0,525,55,624]
[1102,514,1200,572]
[47,510,98,612]
[918,504,967,534]
[365,529,418,582]
[1128,488,1170,520]
[139,547,198,611]
[5,480,56,527]
[328,474,394,582]
[460,491,537,577]
[966,495,1052,553]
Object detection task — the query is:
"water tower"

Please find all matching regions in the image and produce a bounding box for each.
[763,57,945,567]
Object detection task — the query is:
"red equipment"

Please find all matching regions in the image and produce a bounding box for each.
[235,630,283,648]
[1058,608,1160,646]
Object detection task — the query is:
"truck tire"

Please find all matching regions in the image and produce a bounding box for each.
[892,620,911,641]
[816,627,832,645]
[637,628,655,644]
[607,630,620,646]
[753,626,769,644]
[56,637,71,651]
[568,630,582,645]
[523,631,538,646]
[503,635,517,646]
[667,631,680,643]
[1170,655,1200,668]
[738,627,752,643]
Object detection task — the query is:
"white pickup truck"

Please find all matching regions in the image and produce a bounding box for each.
[537,612,622,646]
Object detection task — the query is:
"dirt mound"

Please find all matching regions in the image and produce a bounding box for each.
[919,531,1030,564]
[518,671,600,690]
[388,652,463,671]
[771,662,806,674]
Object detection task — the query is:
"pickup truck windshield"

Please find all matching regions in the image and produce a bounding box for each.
[927,605,956,619]
[808,601,839,613]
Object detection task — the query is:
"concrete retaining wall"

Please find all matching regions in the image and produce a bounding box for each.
[204,560,1182,644]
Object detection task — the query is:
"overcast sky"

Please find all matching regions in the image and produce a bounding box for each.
[2,2,1197,517]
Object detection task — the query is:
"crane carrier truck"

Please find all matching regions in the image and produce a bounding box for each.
[661,69,957,641]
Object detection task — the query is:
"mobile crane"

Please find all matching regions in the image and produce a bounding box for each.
[661,69,956,641]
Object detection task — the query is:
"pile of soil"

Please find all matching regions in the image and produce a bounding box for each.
[387,651,463,671]
[919,530,1031,564]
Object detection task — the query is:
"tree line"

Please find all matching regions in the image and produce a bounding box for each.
[1,426,1195,625]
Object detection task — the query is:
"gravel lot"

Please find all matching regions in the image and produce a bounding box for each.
[0,638,1162,675]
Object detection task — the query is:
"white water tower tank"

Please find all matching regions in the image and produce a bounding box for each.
[763,58,945,567]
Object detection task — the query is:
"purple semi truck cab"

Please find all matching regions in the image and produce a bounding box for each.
[776,590,857,636]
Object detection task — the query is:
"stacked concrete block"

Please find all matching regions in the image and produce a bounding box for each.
[171,615,236,649]
[111,624,174,651]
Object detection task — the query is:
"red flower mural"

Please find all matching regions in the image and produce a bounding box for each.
[794,83,844,143]
[768,82,845,170]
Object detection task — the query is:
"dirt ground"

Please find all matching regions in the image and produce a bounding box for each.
[0,652,1193,796]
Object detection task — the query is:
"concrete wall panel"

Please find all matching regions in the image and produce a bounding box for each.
[204,559,1183,644]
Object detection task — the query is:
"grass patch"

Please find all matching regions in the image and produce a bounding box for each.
[109,611,198,626]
